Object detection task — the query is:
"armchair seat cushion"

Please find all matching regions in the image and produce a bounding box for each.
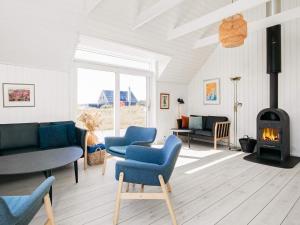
[109,146,128,155]
[116,160,163,186]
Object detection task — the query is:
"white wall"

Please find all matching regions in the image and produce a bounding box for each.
[0,62,186,145]
[188,0,300,156]
[156,81,188,143]
[0,63,73,123]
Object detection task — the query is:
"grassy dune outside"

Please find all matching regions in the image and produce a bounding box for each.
[76,105,146,131]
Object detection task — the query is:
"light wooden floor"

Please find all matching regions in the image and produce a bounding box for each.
[1,143,300,225]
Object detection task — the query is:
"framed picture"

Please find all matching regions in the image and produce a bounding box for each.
[203,78,220,105]
[160,93,170,109]
[2,83,35,107]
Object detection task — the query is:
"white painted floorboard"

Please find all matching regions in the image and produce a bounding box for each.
[1,143,299,225]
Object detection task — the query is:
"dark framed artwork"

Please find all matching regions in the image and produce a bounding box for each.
[160,93,170,109]
[2,83,35,107]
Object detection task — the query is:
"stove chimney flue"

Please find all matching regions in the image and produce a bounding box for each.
[266,0,281,108]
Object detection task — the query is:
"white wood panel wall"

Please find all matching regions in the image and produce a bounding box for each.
[188,0,300,156]
[0,63,72,123]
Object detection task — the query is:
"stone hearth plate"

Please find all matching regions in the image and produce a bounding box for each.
[244,153,300,169]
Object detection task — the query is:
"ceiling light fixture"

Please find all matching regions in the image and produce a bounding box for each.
[219,1,248,48]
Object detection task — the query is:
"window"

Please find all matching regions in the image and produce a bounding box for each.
[77,68,150,141]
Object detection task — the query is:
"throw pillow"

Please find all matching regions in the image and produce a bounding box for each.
[65,123,77,145]
[181,115,189,129]
[39,124,69,149]
[52,122,77,145]
[189,116,203,129]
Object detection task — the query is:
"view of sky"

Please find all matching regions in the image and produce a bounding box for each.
[77,68,146,104]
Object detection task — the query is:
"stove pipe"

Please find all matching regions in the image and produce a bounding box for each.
[266,0,281,109]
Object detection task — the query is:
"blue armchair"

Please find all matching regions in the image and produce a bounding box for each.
[113,135,182,225]
[0,176,55,225]
[103,126,157,175]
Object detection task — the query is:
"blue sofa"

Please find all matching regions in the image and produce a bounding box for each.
[0,121,88,168]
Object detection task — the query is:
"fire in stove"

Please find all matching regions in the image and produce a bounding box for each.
[262,128,280,142]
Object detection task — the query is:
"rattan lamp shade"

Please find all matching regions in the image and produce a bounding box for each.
[219,14,247,48]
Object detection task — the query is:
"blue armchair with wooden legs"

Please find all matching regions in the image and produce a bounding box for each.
[103,126,157,175]
[0,176,55,225]
[113,135,182,225]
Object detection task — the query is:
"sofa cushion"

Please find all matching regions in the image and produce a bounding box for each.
[39,124,69,149]
[189,116,202,129]
[194,130,213,137]
[41,121,77,145]
[0,123,39,150]
[0,147,41,156]
[204,116,228,131]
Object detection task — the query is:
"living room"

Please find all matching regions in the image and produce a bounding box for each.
[1,0,300,225]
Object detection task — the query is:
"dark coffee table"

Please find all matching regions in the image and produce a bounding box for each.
[0,146,83,202]
[171,129,193,148]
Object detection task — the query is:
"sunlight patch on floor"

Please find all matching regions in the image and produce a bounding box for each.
[180,149,223,158]
[185,152,243,174]
[175,148,223,168]
[175,157,199,168]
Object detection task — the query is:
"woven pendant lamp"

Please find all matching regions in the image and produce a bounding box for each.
[219,13,247,48]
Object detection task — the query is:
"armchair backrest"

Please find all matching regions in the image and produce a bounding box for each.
[125,126,157,145]
[0,198,13,225]
[161,135,182,182]
[0,176,55,225]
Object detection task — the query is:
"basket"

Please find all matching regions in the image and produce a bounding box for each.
[239,136,257,153]
[87,150,104,166]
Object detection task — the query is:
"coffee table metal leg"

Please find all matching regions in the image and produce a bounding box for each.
[74,160,78,183]
[188,133,190,148]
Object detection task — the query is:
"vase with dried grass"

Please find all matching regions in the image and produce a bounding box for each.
[78,111,102,146]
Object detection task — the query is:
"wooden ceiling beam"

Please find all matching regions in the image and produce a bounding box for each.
[133,0,186,30]
[168,0,271,40]
[193,7,300,49]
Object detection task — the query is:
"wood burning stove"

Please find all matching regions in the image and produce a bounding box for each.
[257,108,290,162]
[256,3,290,163]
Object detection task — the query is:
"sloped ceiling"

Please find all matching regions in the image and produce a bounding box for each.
[83,0,229,83]
[0,0,84,72]
[0,0,232,83]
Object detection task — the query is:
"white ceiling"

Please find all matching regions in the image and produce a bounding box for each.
[0,0,269,83]
[0,0,84,72]
[83,0,229,83]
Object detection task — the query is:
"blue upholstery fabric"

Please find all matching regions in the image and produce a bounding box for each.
[115,135,182,186]
[87,143,105,153]
[109,146,128,155]
[39,124,69,149]
[52,121,77,145]
[0,176,55,225]
[105,126,157,158]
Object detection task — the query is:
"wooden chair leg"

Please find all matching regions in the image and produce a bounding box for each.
[158,175,177,225]
[167,183,172,193]
[126,183,130,192]
[102,151,107,175]
[214,137,217,149]
[140,184,144,193]
[84,134,88,170]
[113,172,124,225]
[44,193,55,225]
[228,137,231,150]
